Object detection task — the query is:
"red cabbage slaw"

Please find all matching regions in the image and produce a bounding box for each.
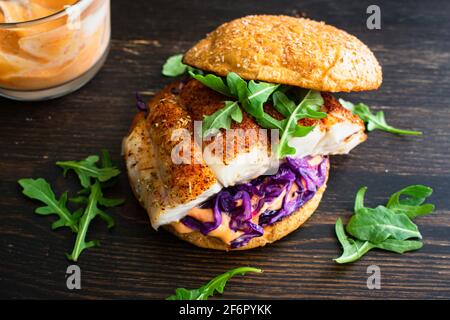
[181,156,329,248]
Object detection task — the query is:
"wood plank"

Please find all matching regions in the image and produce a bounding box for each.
[0,0,449,299]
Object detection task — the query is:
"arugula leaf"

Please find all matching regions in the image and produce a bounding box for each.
[98,196,125,208]
[276,90,326,158]
[69,193,125,208]
[192,71,282,134]
[272,91,296,117]
[18,178,79,232]
[202,101,243,135]
[354,186,367,212]
[346,206,422,243]
[97,209,115,229]
[101,148,113,168]
[162,54,187,77]
[167,267,262,300]
[67,181,104,262]
[339,98,422,135]
[334,218,374,264]
[189,71,327,156]
[253,113,284,130]
[334,185,435,264]
[189,71,233,97]
[299,89,326,113]
[230,74,282,129]
[387,185,435,219]
[69,150,124,206]
[338,98,357,111]
[57,155,120,188]
[373,238,423,253]
[334,219,423,263]
[226,72,247,101]
[20,150,123,262]
[242,80,279,118]
[354,185,434,220]
[64,151,121,261]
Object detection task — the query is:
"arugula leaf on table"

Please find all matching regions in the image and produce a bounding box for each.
[346,206,422,243]
[354,186,367,212]
[63,152,121,261]
[101,148,113,168]
[334,218,374,264]
[167,267,262,300]
[66,181,113,262]
[339,98,422,135]
[56,155,120,188]
[334,218,423,264]
[69,150,125,206]
[69,192,125,208]
[18,178,79,232]
[97,209,115,229]
[334,185,435,264]
[20,150,123,262]
[386,185,435,219]
[373,238,423,254]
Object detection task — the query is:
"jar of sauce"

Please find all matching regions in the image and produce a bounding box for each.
[0,0,110,101]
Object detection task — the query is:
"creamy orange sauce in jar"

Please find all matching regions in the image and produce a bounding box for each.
[0,0,110,91]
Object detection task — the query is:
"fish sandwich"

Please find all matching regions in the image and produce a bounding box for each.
[124,15,382,250]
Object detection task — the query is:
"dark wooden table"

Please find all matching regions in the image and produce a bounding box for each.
[1,0,449,299]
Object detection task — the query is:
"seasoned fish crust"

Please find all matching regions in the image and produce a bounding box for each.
[124,87,221,228]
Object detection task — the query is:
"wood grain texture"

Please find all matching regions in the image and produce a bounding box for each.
[0,0,449,299]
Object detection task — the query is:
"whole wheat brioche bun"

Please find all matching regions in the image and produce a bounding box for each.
[166,164,329,251]
[184,15,382,92]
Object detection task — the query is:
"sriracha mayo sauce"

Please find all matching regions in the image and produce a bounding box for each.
[0,0,110,90]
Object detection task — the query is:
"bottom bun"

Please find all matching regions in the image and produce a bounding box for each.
[165,167,329,251]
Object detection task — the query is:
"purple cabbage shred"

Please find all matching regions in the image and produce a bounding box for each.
[135,93,148,112]
[180,156,328,248]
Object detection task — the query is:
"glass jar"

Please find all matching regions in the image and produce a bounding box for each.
[0,0,110,101]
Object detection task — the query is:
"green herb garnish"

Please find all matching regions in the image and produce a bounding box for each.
[66,181,115,261]
[202,101,243,135]
[339,98,422,135]
[162,54,188,77]
[190,71,280,133]
[275,90,326,158]
[56,155,120,188]
[189,71,326,158]
[334,218,423,263]
[242,80,280,119]
[19,150,123,261]
[386,185,435,218]
[18,178,80,232]
[190,71,234,97]
[334,185,434,264]
[167,267,262,300]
